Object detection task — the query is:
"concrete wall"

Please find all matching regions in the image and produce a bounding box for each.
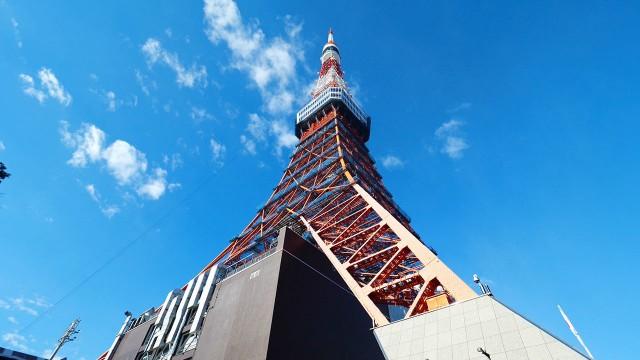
[266,230,383,359]
[373,295,588,360]
[109,318,154,360]
[193,227,384,360]
[192,245,282,360]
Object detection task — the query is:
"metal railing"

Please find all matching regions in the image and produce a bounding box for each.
[296,87,368,127]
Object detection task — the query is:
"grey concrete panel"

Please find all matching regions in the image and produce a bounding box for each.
[192,248,282,360]
[374,295,588,360]
[266,230,384,359]
[109,319,154,360]
[192,227,383,360]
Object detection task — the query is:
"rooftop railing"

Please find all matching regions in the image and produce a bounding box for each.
[296,87,368,127]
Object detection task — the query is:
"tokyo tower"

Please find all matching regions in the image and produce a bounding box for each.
[100,30,590,360]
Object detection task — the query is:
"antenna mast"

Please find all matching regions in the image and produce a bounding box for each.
[557,305,594,359]
[48,319,80,360]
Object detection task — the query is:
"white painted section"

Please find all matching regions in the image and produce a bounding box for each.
[166,279,195,344]
[188,272,206,308]
[153,295,180,349]
[154,291,174,327]
[189,266,218,334]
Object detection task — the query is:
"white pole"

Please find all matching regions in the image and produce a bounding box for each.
[557,305,594,359]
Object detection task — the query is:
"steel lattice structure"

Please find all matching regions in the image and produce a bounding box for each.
[201,30,475,326]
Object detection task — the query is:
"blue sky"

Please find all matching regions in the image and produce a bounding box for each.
[1,0,638,358]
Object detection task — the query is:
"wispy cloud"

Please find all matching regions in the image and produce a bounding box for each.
[239,135,256,155]
[270,120,298,156]
[11,18,23,48]
[204,0,302,156]
[239,113,266,155]
[60,121,177,203]
[19,68,72,106]
[7,316,18,325]
[435,119,469,159]
[134,69,156,96]
[190,106,213,122]
[446,102,472,113]
[238,113,296,156]
[0,296,51,318]
[0,141,5,152]
[163,153,183,171]
[210,136,226,166]
[381,155,405,169]
[142,38,207,88]
[85,184,120,218]
[105,91,117,111]
[2,332,29,353]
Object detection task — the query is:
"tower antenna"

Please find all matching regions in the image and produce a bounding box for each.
[48,319,80,360]
[557,305,594,359]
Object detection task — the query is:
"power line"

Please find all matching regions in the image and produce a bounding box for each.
[18,172,217,334]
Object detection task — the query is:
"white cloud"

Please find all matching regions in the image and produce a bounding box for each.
[60,122,106,167]
[190,106,213,122]
[240,113,295,156]
[102,140,148,185]
[85,184,99,202]
[435,119,469,159]
[381,155,405,169]
[6,297,50,317]
[11,18,23,48]
[0,141,5,151]
[137,168,168,200]
[270,120,297,156]
[18,74,46,103]
[2,332,29,353]
[10,299,38,316]
[447,102,472,113]
[142,38,207,88]
[39,68,72,105]
[203,0,302,115]
[204,0,301,156]
[105,91,117,111]
[85,184,120,218]
[101,205,120,218]
[7,316,18,325]
[135,69,156,96]
[210,137,226,166]
[442,137,468,159]
[20,68,72,105]
[163,153,183,171]
[247,113,267,142]
[60,122,172,202]
[239,135,256,155]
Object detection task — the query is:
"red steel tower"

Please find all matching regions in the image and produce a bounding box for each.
[100,30,590,360]
[202,29,475,326]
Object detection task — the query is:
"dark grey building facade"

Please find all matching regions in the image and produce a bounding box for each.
[101,227,384,360]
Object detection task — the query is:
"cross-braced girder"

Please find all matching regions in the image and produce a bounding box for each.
[199,30,477,326]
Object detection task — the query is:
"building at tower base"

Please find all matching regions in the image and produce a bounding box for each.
[101,227,384,360]
[373,295,588,360]
[98,29,592,360]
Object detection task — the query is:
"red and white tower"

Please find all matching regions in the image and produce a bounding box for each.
[201,29,476,325]
[100,30,590,360]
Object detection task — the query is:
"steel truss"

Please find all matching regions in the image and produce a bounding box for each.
[201,110,475,326]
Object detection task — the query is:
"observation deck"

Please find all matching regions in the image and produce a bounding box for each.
[295,86,371,141]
